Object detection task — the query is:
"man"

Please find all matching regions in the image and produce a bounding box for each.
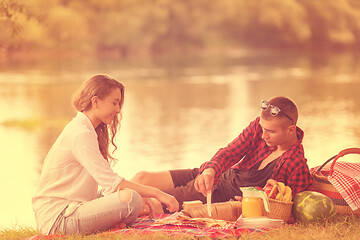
[133,96,313,211]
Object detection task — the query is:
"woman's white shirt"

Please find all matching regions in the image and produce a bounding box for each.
[32,112,124,234]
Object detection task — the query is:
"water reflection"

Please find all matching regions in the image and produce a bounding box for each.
[0,51,359,229]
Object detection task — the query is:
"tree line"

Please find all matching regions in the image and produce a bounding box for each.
[1,0,360,56]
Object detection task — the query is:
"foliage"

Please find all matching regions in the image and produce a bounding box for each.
[1,0,360,55]
[301,0,360,47]
[0,0,28,35]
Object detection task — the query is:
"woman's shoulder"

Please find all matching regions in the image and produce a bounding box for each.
[62,115,96,139]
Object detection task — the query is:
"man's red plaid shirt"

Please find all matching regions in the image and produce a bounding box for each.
[200,117,312,196]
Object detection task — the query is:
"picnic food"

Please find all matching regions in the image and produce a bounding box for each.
[292,191,337,223]
[263,180,293,222]
[207,191,212,217]
[276,182,291,202]
[182,201,242,221]
[284,186,292,201]
[264,184,274,196]
[265,179,292,203]
[155,212,230,228]
[275,182,286,201]
[177,214,229,228]
[183,200,203,211]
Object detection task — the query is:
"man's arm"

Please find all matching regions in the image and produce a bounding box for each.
[284,163,313,196]
[199,118,260,183]
[193,168,215,196]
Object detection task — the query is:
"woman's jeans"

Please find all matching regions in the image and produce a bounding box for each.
[51,189,143,235]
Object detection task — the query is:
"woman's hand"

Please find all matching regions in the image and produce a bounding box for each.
[116,179,179,214]
[194,168,215,197]
[156,191,179,213]
[139,198,156,218]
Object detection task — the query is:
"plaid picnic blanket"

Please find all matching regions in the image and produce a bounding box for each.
[311,161,360,211]
[27,213,270,239]
[106,214,261,238]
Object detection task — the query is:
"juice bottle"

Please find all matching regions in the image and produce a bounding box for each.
[240,187,270,218]
[242,197,264,217]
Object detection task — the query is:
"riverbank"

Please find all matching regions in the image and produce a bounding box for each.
[2,43,358,65]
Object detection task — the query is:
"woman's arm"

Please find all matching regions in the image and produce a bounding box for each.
[117,179,179,213]
[72,131,179,212]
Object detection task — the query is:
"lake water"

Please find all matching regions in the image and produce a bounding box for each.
[1,50,360,229]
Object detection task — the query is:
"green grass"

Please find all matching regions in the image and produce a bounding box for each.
[2,215,360,240]
[0,227,38,240]
[1,117,68,131]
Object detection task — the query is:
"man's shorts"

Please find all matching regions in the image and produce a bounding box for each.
[170,168,200,187]
[165,168,243,210]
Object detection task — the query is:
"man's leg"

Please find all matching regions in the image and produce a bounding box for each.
[164,170,241,211]
[131,168,200,190]
[165,168,244,211]
[131,170,174,190]
[163,168,244,212]
[163,178,206,211]
[212,169,243,202]
[132,169,201,213]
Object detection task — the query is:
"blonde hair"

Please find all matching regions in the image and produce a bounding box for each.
[72,74,125,164]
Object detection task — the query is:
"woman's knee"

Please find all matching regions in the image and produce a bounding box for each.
[118,189,142,210]
[130,190,143,210]
[117,189,142,224]
[118,189,132,203]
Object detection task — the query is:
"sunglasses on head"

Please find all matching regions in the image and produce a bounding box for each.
[261,100,294,125]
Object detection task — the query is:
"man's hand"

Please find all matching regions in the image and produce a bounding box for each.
[194,168,215,196]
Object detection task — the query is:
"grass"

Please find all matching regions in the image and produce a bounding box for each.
[1,215,360,240]
[0,227,38,240]
[1,117,68,131]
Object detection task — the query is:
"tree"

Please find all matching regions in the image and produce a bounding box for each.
[0,0,30,35]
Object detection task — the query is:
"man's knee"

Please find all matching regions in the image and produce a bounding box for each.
[132,171,153,185]
[132,171,174,190]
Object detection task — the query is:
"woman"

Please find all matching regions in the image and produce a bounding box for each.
[32,75,179,235]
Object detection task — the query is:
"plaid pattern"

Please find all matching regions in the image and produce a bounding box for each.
[200,117,312,196]
[100,214,267,238]
[311,162,360,211]
[27,214,268,239]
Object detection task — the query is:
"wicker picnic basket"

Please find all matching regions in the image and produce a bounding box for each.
[264,183,293,223]
[312,147,360,215]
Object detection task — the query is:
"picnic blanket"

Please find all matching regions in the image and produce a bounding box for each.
[311,161,360,211]
[27,213,271,239]
[106,213,265,238]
